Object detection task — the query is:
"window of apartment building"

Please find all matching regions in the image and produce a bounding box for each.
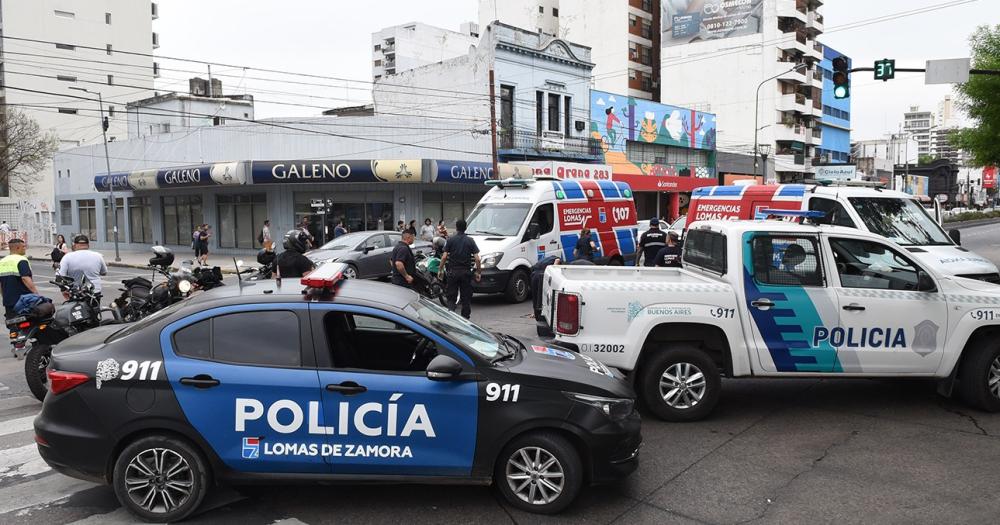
[374,59,382,67]
[500,85,514,132]
[626,141,709,169]
[374,44,381,51]
[564,96,572,138]
[58,108,78,115]
[59,201,72,226]
[108,106,115,117]
[553,7,559,16]
[629,13,638,27]
[105,12,111,24]
[57,75,77,82]
[536,91,544,135]
[217,194,267,249]
[547,93,560,132]
[77,200,97,240]
[54,10,75,19]
[161,195,203,246]
[55,43,75,51]
[106,44,113,55]
[641,18,652,38]
[129,197,152,243]
[539,6,544,13]
[107,75,114,85]
[103,198,125,243]
[153,62,160,77]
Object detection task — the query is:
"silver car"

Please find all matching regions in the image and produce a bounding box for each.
[305,231,432,279]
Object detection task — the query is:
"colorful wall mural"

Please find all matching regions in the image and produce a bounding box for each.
[590,89,718,192]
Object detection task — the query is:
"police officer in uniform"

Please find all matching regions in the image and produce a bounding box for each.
[0,239,39,318]
[438,219,481,319]
[654,231,683,268]
[637,218,666,267]
[276,230,316,279]
[390,231,416,288]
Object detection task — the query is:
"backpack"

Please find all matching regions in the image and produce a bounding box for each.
[50,247,64,262]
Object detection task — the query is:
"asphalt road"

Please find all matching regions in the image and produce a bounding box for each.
[0,226,998,523]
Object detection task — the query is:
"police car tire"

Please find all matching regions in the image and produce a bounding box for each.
[958,341,1000,412]
[505,269,530,303]
[640,345,721,422]
[112,435,209,523]
[24,344,51,402]
[494,432,583,514]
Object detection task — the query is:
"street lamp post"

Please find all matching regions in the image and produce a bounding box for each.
[759,143,772,183]
[754,62,810,184]
[69,87,120,262]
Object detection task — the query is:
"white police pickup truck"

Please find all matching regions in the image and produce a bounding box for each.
[541,218,1000,421]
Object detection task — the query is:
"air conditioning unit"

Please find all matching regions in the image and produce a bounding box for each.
[574,120,586,132]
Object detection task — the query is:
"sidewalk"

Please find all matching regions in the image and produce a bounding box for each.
[25,248,249,274]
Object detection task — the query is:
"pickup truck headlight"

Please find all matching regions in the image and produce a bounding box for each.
[480,252,503,269]
[564,392,634,421]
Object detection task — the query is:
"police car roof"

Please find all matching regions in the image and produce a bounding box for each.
[178,277,419,312]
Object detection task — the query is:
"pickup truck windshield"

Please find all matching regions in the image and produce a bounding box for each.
[848,197,952,246]
[466,203,531,237]
[408,297,500,358]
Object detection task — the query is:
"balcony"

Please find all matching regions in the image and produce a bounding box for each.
[498,129,602,161]
[777,64,807,84]
[382,42,395,53]
[777,93,808,114]
[777,0,808,23]
[809,11,824,32]
[778,31,810,56]
[774,122,810,143]
[151,2,159,19]
[151,32,159,49]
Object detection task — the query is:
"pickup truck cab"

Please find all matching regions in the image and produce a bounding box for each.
[542,219,1000,421]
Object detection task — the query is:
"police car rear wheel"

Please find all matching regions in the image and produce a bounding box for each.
[958,342,1000,412]
[496,432,582,514]
[641,345,721,422]
[113,435,209,523]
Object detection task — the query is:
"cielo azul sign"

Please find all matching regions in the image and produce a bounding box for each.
[815,165,858,181]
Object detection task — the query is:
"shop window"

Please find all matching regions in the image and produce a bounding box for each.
[77,199,97,240]
[59,200,72,226]
[161,195,204,246]
[103,197,125,242]
[422,191,485,231]
[293,193,392,242]
[129,196,152,243]
[217,194,267,249]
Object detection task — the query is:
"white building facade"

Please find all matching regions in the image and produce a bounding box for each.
[903,105,935,157]
[372,22,479,80]
[126,91,255,139]
[659,0,825,182]
[0,0,157,241]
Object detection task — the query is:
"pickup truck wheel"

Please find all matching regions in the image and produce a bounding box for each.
[640,345,720,422]
[958,341,1000,412]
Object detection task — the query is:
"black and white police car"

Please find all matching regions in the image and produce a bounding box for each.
[34,263,641,521]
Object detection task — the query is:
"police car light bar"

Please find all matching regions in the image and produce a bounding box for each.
[485,178,533,188]
[757,209,828,219]
[301,262,349,290]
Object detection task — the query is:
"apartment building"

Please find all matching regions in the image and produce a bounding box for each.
[371,22,479,81]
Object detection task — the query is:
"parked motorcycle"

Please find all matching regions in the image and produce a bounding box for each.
[236,250,276,282]
[112,246,221,322]
[413,252,447,305]
[8,275,118,401]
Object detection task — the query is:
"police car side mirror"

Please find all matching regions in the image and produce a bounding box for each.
[948,228,961,246]
[426,355,463,381]
[917,271,936,292]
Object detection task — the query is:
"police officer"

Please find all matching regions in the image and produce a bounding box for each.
[276,230,315,279]
[637,218,666,267]
[654,231,683,268]
[438,219,481,319]
[530,255,560,319]
[0,239,39,318]
[391,231,416,288]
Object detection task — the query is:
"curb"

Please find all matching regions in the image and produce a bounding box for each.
[944,217,1000,229]
[27,255,241,274]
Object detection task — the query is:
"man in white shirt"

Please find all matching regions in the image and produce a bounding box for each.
[57,235,108,295]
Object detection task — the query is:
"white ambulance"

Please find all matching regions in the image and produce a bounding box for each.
[464,177,639,302]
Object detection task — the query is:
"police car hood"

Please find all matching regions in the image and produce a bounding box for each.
[950,275,1000,293]
[51,324,123,357]
[500,337,634,399]
[911,245,998,276]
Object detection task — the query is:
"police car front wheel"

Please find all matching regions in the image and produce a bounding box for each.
[112,435,209,523]
[495,432,583,514]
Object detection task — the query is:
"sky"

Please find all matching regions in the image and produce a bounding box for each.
[153,0,999,142]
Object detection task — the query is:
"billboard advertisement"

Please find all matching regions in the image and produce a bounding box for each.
[815,165,857,182]
[984,166,997,189]
[662,0,764,47]
[903,175,929,197]
[249,160,421,184]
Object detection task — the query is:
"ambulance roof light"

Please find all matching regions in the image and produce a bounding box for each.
[301,262,348,292]
[757,209,827,220]
[485,178,533,188]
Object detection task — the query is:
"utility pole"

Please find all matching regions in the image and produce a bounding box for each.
[69,87,120,262]
[488,68,499,180]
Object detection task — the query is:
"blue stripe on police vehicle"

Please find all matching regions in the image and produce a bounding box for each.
[159,303,478,476]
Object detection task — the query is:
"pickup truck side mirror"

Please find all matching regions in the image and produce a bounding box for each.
[917,271,936,292]
[426,355,463,381]
[948,229,961,246]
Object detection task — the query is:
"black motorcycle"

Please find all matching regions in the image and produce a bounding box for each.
[8,276,118,401]
[112,246,223,322]
[413,252,447,306]
[236,250,276,282]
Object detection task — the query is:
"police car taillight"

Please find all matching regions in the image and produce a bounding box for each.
[301,262,348,291]
[555,292,581,335]
[48,370,89,395]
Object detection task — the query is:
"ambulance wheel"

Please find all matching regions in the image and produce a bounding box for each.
[958,341,1000,412]
[505,269,530,303]
[640,344,721,422]
[495,432,583,514]
[113,435,209,523]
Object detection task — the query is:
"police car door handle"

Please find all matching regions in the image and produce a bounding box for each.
[179,375,220,389]
[750,299,774,310]
[549,240,557,244]
[842,304,866,311]
[326,381,367,395]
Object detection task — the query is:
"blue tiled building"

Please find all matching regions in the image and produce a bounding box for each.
[817,45,851,164]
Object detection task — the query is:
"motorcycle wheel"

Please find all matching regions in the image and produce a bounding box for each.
[25,344,52,402]
[430,282,447,306]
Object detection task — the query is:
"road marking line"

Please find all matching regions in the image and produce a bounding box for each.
[0,443,48,479]
[0,415,36,438]
[0,472,97,515]
[0,397,38,412]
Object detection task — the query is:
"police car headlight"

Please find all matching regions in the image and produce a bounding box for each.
[177,279,192,294]
[564,392,634,421]
[481,252,503,269]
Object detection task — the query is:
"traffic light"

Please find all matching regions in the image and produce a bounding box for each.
[832,56,849,99]
[874,58,895,81]
[102,116,109,132]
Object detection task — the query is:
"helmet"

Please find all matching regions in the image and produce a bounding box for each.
[283,229,309,253]
[257,249,276,265]
[149,245,175,268]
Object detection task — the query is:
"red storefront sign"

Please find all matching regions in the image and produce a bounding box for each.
[983,166,997,189]
[610,173,718,192]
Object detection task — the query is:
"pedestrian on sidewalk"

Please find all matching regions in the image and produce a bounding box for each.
[259,220,273,251]
[333,219,347,239]
[57,235,107,296]
[0,238,39,319]
[420,218,435,242]
[406,220,417,236]
[439,219,481,319]
[51,234,68,270]
[396,220,405,233]
[195,225,211,265]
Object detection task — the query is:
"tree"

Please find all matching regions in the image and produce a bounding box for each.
[952,25,1000,167]
[918,154,938,165]
[0,108,59,197]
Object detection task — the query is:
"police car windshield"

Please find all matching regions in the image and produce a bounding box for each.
[408,297,500,358]
[848,197,952,246]
[466,203,531,237]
